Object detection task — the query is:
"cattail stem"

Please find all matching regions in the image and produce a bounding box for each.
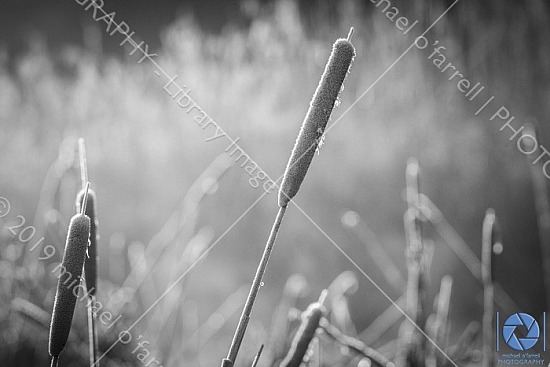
[78,138,88,191]
[251,344,264,367]
[347,27,355,41]
[50,355,59,367]
[482,209,500,367]
[81,182,90,215]
[87,295,99,367]
[224,205,287,366]
[521,124,550,309]
[77,142,100,367]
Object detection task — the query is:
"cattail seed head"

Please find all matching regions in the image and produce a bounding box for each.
[49,211,91,358]
[280,300,326,367]
[278,35,355,207]
[76,188,98,296]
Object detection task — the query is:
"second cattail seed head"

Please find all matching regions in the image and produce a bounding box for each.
[49,185,91,359]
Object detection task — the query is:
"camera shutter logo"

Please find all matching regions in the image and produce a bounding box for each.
[502,313,540,351]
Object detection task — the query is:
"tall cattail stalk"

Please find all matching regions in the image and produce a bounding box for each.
[77,138,100,367]
[520,124,550,309]
[482,209,501,367]
[396,158,427,367]
[280,291,328,367]
[221,29,355,367]
[49,183,91,367]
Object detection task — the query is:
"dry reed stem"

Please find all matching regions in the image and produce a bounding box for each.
[418,194,519,313]
[396,158,427,367]
[116,154,231,313]
[318,317,393,367]
[521,124,550,309]
[77,139,100,367]
[426,275,453,367]
[482,209,501,367]
[342,211,406,292]
[265,274,309,365]
[359,295,406,346]
[280,292,327,367]
[448,321,480,363]
[326,271,359,336]
[251,344,264,367]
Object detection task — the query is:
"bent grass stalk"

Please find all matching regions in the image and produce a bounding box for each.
[49,183,91,367]
[326,271,358,336]
[448,321,481,362]
[280,291,328,367]
[318,317,393,367]
[77,138,100,367]
[265,274,309,365]
[221,30,355,367]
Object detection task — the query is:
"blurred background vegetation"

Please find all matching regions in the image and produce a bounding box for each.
[1,0,549,365]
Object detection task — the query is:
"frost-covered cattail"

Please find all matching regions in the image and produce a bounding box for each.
[278,29,355,208]
[49,184,91,367]
[280,291,327,367]
[222,29,356,367]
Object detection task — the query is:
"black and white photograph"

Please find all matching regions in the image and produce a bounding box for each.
[1,1,549,366]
